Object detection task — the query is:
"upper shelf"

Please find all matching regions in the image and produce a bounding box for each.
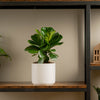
[90,63,100,70]
[0,82,87,92]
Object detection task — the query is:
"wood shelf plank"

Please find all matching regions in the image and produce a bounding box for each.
[0,82,87,92]
[0,81,86,88]
[90,63,100,70]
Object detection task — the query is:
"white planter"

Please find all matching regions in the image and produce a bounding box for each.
[32,63,55,85]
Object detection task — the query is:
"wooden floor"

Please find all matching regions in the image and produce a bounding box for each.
[0,82,86,89]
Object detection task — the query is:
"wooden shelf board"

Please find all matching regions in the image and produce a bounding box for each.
[90,63,100,66]
[90,63,100,70]
[0,81,86,89]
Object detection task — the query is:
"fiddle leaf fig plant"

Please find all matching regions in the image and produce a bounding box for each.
[25,27,63,63]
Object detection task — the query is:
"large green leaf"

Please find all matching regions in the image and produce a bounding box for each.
[28,40,35,45]
[56,42,63,45]
[50,32,63,48]
[41,27,56,44]
[25,46,39,54]
[46,27,56,41]
[44,36,49,44]
[49,30,56,41]
[35,29,44,39]
[41,27,47,37]
[52,42,63,47]
[49,52,58,60]
[28,40,39,47]
[31,34,42,45]
[35,29,41,35]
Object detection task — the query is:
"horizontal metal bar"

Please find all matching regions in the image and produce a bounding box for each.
[0,1,100,6]
[90,66,100,70]
[0,88,87,92]
[1,1,100,9]
[0,6,85,9]
[0,2,86,9]
[0,1,88,6]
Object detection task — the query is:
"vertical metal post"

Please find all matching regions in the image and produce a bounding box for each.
[85,4,91,100]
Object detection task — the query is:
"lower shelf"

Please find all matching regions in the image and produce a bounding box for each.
[0,82,87,92]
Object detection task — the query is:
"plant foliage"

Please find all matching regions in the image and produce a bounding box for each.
[25,27,63,63]
[0,36,11,60]
[93,85,100,94]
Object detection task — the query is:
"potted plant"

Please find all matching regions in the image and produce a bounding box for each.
[0,35,11,60]
[93,85,100,100]
[25,27,63,85]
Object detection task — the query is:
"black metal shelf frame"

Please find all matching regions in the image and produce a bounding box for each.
[90,66,100,70]
[0,1,100,100]
[0,88,87,92]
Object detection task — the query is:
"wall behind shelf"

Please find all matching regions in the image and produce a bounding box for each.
[0,9,84,100]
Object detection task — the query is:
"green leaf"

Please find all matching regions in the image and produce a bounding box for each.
[41,27,56,44]
[41,45,49,51]
[50,33,63,48]
[56,42,63,45]
[31,34,42,45]
[49,30,56,41]
[0,48,7,54]
[41,27,47,37]
[35,29,43,38]
[28,40,40,48]
[35,29,41,35]
[0,48,11,60]
[50,49,56,52]
[32,54,37,57]
[51,42,63,47]
[44,36,49,44]
[25,46,39,54]
[28,40,36,45]
[49,52,58,60]
[28,40,35,44]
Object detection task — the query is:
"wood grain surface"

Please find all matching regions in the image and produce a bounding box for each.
[0,82,87,89]
[90,63,100,66]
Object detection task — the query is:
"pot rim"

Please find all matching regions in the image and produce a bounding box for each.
[32,62,55,64]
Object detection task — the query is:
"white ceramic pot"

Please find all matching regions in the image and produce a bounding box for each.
[32,63,55,85]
